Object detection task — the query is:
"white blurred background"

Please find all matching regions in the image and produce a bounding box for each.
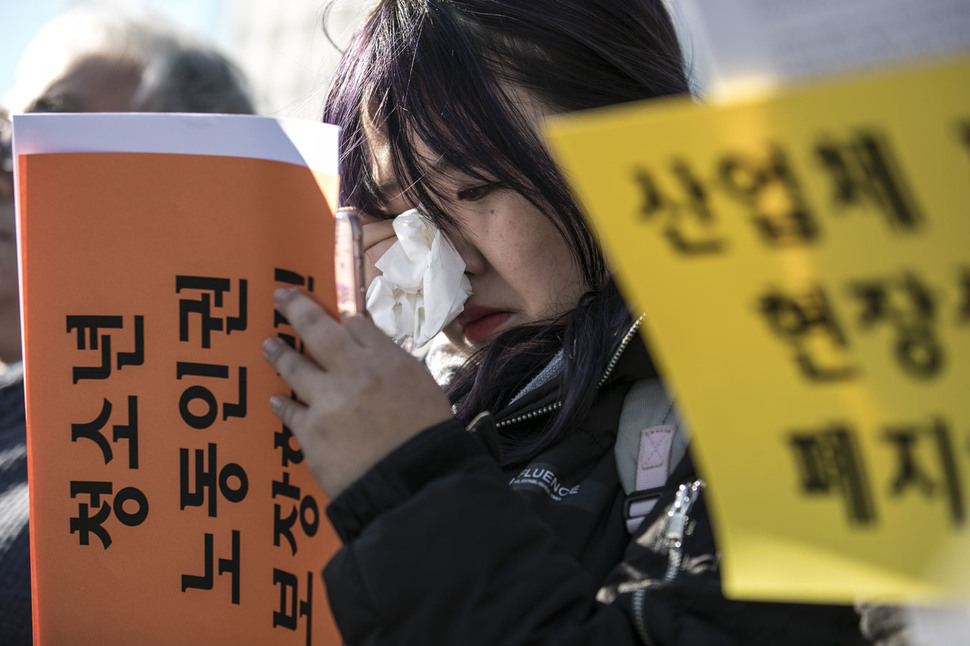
[4,0,967,117]
[0,0,378,119]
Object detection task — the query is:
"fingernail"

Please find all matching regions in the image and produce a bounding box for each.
[269,395,286,415]
[262,336,282,358]
[274,287,296,304]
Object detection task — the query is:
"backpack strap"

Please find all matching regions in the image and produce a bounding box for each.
[615,379,688,533]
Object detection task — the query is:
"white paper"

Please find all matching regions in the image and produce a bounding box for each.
[11,112,339,173]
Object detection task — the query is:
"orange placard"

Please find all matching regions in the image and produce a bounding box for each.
[20,150,343,644]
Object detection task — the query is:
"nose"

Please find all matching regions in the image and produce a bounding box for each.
[448,230,487,277]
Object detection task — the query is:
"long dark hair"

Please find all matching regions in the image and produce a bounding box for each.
[323,0,689,464]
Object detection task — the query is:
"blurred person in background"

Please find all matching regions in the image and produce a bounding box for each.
[0,2,254,642]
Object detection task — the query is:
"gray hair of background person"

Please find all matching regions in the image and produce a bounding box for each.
[2,0,254,115]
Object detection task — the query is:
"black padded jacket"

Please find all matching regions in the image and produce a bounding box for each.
[322,327,869,645]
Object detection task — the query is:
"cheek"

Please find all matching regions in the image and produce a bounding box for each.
[507,222,584,316]
[363,237,396,288]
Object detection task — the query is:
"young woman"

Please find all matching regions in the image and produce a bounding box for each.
[262,1,875,643]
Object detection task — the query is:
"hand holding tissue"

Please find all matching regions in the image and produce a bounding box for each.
[365,208,472,347]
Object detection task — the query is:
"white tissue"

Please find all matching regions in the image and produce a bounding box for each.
[366,208,472,347]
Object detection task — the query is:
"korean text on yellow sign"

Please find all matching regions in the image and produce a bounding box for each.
[545,57,970,603]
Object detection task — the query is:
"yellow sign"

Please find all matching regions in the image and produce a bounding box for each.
[545,57,970,603]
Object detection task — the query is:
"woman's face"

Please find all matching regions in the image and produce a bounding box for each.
[367,93,587,354]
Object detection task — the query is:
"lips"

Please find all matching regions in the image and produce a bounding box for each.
[455,306,512,343]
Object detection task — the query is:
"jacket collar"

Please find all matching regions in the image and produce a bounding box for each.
[494,316,657,428]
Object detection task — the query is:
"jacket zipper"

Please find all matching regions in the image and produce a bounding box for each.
[495,316,645,429]
[597,314,645,388]
[632,587,655,646]
[663,479,705,581]
[630,478,705,645]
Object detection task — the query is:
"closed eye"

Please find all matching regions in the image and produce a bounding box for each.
[456,183,499,202]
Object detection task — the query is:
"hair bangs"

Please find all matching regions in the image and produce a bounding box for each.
[323,1,601,284]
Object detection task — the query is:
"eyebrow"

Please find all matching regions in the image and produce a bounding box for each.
[376,169,435,199]
[378,154,482,193]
